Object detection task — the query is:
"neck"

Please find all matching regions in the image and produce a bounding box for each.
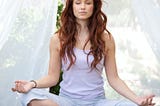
[75,20,90,49]
[76,19,88,31]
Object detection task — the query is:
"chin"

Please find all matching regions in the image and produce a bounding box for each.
[77,16,90,20]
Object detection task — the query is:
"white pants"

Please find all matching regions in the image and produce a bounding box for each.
[18,88,138,106]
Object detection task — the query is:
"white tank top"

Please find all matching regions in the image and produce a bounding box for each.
[59,48,105,100]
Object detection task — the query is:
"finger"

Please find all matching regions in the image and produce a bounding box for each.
[15,80,21,83]
[16,82,23,93]
[148,98,153,104]
[141,98,148,105]
[11,88,16,92]
[16,82,21,92]
[12,81,22,92]
[148,102,156,106]
[147,95,156,106]
[146,98,150,105]
[148,103,156,106]
[140,99,147,106]
[15,82,19,90]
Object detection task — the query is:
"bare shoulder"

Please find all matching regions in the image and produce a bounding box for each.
[50,33,60,51]
[102,32,115,53]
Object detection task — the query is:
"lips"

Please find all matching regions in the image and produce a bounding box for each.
[79,12,87,14]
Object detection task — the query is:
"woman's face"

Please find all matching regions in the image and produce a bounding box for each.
[73,0,94,20]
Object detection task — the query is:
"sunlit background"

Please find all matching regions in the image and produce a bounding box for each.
[0,0,160,105]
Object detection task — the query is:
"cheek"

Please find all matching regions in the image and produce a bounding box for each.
[89,6,93,11]
[88,6,94,14]
[73,5,79,14]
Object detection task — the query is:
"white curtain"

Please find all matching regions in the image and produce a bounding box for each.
[0,0,58,105]
[132,0,160,62]
[103,0,160,104]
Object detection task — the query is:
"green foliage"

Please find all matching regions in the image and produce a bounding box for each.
[56,0,64,30]
[49,72,63,95]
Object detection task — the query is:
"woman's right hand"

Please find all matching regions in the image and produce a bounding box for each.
[12,80,34,93]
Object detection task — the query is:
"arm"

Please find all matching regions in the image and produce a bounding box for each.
[33,34,61,88]
[103,33,155,106]
[12,34,61,92]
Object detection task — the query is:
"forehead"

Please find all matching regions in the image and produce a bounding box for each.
[73,0,93,2]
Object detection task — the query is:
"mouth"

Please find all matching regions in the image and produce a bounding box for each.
[79,12,87,14]
[79,11,87,13]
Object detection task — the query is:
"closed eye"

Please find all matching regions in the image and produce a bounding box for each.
[75,2,81,4]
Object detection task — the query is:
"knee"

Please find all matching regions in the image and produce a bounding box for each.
[27,100,36,106]
[28,99,59,106]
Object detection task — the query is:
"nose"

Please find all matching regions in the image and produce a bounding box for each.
[80,3,85,10]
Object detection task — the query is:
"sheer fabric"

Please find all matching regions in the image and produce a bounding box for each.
[103,0,160,104]
[0,0,58,105]
[132,0,160,62]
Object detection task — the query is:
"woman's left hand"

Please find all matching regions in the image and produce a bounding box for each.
[135,94,156,106]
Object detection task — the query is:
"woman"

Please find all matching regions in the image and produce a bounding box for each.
[12,0,155,106]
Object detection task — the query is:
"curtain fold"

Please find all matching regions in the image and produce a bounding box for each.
[0,0,23,50]
[0,0,58,105]
[132,0,160,62]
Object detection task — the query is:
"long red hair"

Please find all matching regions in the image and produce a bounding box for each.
[57,0,110,70]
